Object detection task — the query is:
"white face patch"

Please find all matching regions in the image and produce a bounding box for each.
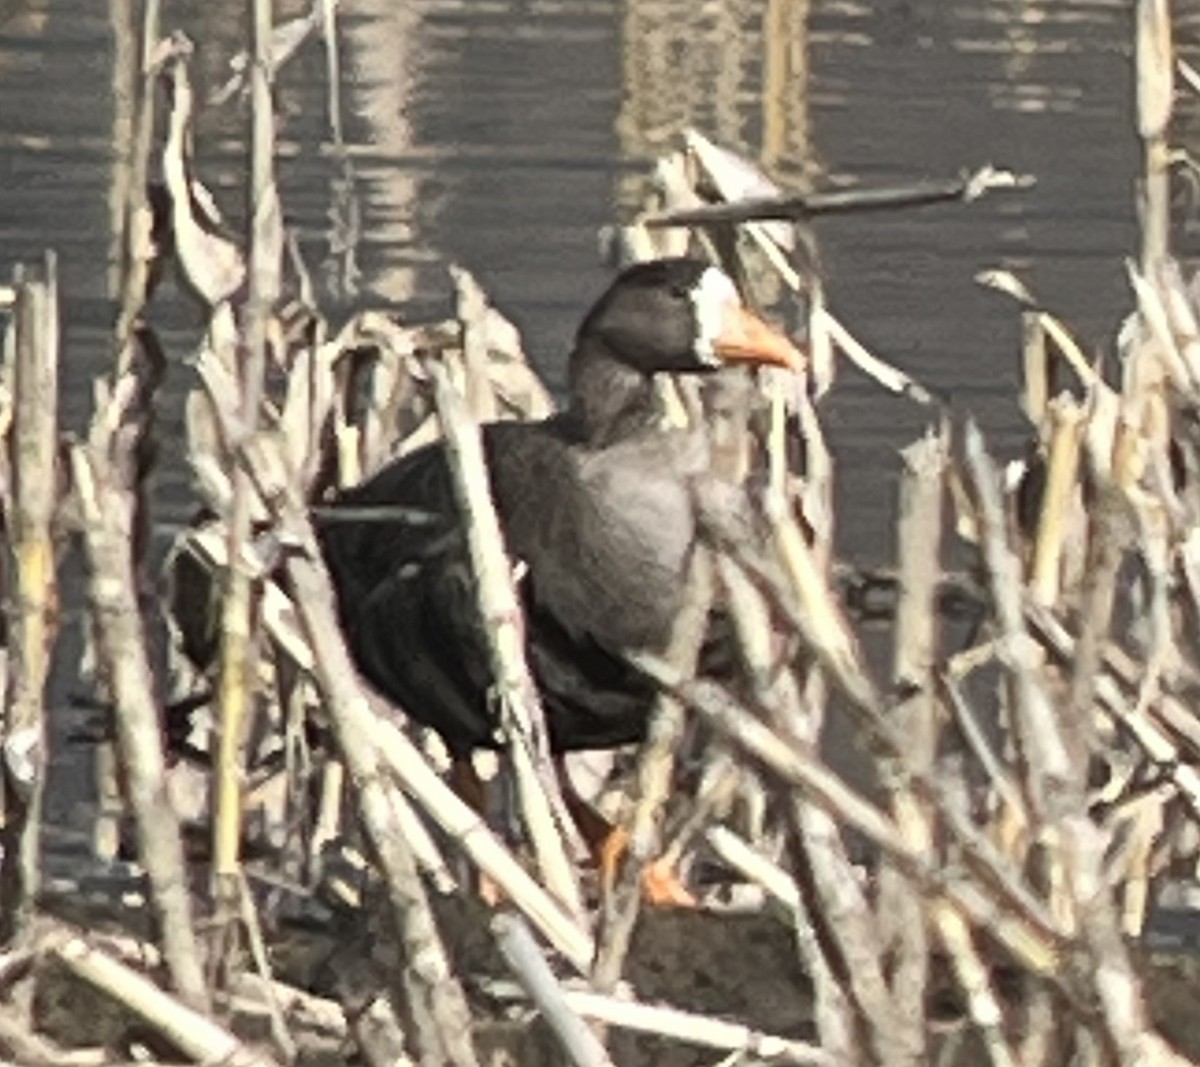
[688,265,740,368]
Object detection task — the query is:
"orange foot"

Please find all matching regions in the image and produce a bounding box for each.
[599,826,696,907]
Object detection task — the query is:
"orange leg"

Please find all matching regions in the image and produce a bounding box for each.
[554,757,695,907]
[449,756,501,905]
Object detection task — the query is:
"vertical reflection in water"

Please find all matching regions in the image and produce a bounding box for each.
[615,0,814,207]
[339,0,429,307]
[762,0,815,187]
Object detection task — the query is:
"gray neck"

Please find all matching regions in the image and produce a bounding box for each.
[566,338,662,447]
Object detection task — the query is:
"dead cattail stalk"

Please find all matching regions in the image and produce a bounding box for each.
[876,430,947,1059]
[211,0,285,929]
[0,258,59,945]
[274,546,479,1065]
[1137,0,1173,273]
[714,554,859,1064]
[962,422,1074,819]
[1065,484,1131,752]
[635,657,1065,973]
[493,913,616,1067]
[213,422,479,1066]
[1029,397,1085,607]
[557,989,829,1066]
[70,376,209,1012]
[965,426,1161,1066]
[48,932,279,1067]
[111,0,162,363]
[428,359,584,921]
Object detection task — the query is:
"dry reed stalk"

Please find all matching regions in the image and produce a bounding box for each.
[875,431,946,1058]
[703,824,800,910]
[1029,397,1085,607]
[237,872,296,1061]
[366,711,595,972]
[48,932,279,1067]
[428,360,584,922]
[938,671,1028,832]
[655,753,741,875]
[229,972,348,1039]
[260,522,479,1066]
[760,490,878,713]
[1153,258,1200,387]
[977,270,1114,402]
[158,37,246,312]
[713,554,858,1063]
[206,417,480,1065]
[1137,0,1173,273]
[1021,310,1049,423]
[111,0,161,365]
[451,266,499,423]
[1128,265,1192,392]
[493,913,616,1067]
[70,377,209,1011]
[94,0,169,871]
[1027,604,1200,822]
[0,260,59,946]
[964,427,1162,1066]
[634,658,1065,972]
[211,0,285,931]
[928,901,1019,1067]
[962,423,1075,819]
[1065,485,1130,753]
[557,989,829,1066]
[591,548,714,994]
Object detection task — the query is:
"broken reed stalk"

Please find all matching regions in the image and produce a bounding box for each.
[215,425,480,1067]
[963,426,1160,1066]
[591,548,714,994]
[962,422,1076,817]
[894,438,1020,1067]
[492,913,616,1067]
[281,544,481,1067]
[70,374,209,1013]
[49,932,280,1067]
[715,549,865,1063]
[1137,0,1173,274]
[0,259,59,946]
[365,708,594,968]
[1029,397,1085,608]
[557,989,829,1066]
[212,0,284,920]
[711,554,855,1062]
[634,656,1064,973]
[428,360,585,922]
[96,0,168,869]
[111,0,161,365]
[875,430,946,1062]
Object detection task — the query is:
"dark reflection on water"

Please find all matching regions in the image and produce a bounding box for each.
[0,0,1140,561]
[0,0,1140,826]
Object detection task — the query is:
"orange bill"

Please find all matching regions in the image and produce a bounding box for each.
[714,304,806,372]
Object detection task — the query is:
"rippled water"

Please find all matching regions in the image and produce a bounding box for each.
[0,0,1145,824]
[0,0,1143,558]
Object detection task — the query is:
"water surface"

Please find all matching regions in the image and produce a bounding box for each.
[0,0,1143,827]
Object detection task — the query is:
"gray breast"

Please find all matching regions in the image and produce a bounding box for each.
[492,427,705,654]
